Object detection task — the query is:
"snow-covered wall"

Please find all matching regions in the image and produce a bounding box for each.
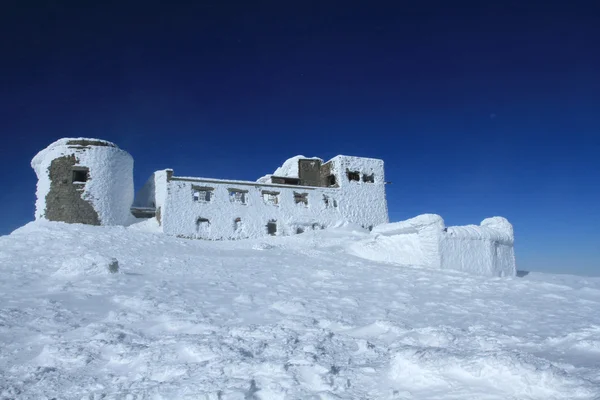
[31,138,134,226]
[163,179,343,239]
[154,155,388,239]
[329,156,389,229]
[352,214,516,277]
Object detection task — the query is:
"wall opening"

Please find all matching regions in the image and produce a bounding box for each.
[228,189,247,204]
[267,220,277,235]
[234,217,243,234]
[323,195,330,207]
[262,190,279,205]
[362,173,375,183]
[72,168,88,183]
[271,176,301,185]
[294,192,308,206]
[195,218,210,238]
[327,174,336,186]
[192,186,213,202]
[347,170,360,181]
[296,227,304,234]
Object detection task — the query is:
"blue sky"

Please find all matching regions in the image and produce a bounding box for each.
[1,1,598,275]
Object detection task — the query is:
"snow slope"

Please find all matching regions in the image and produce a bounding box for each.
[1,221,599,399]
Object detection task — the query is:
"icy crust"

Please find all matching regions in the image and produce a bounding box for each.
[352,214,516,277]
[31,137,133,226]
[1,221,599,399]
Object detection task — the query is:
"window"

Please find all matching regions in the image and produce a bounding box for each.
[228,189,247,204]
[347,170,360,181]
[267,220,277,235]
[192,186,213,202]
[72,168,88,183]
[333,199,338,208]
[296,227,304,234]
[327,174,336,186]
[362,173,375,183]
[323,195,330,207]
[294,192,308,206]
[262,191,279,205]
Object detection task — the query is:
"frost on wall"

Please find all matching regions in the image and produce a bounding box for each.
[135,155,389,239]
[31,138,134,226]
[351,214,516,277]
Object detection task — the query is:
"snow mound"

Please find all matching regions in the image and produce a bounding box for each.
[389,347,597,399]
[55,254,120,277]
[352,214,516,277]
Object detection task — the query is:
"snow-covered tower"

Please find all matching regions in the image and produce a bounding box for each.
[31,138,134,226]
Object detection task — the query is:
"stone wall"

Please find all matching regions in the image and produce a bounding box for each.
[44,154,100,225]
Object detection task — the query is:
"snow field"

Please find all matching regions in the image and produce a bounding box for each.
[0,221,599,399]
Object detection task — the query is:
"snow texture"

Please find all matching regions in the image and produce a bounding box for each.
[352,214,516,277]
[31,138,134,226]
[0,221,598,399]
[257,155,324,183]
[135,155,388,239]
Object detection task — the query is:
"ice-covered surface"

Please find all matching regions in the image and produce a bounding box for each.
[1,221,599,399]
[356,214,516,277]
[31,137,134,226]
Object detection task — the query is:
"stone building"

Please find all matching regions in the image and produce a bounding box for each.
[31,138,134,226]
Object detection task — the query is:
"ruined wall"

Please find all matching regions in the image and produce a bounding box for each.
[45,154,100,225]
[298,159,322,187]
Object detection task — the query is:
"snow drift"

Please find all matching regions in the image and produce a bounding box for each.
[0,221,598,399]
[350,214,516,277]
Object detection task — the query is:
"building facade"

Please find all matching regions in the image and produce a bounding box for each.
[32,138,389,239]
[133,155,389,239]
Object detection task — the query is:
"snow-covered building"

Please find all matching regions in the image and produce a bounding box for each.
[133,155,389,239]
[31,138,134,226]
[31,138,389,239]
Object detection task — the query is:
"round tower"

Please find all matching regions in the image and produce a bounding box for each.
[31,138,134,226]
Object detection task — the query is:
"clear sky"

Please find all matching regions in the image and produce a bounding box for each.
[1,1,598,276]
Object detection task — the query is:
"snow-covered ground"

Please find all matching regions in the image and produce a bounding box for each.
[1,221,599,399]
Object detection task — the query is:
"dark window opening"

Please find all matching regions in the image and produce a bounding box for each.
[192,188,212,202]
[228,189,247,204]
[267,220,277,235]
[362,173,375,183]
[296,227,304,234]
[72,168,88,183]
[327,174,336,186]
[347,171,360,181]
[271,176,301,185]
[294,192,308,206]
[323,195,330,207]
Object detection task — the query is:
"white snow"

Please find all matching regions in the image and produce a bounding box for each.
[352,214,516,277]
[257,155,323,183]
[31,138,134,226]
[1,221,599,399]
